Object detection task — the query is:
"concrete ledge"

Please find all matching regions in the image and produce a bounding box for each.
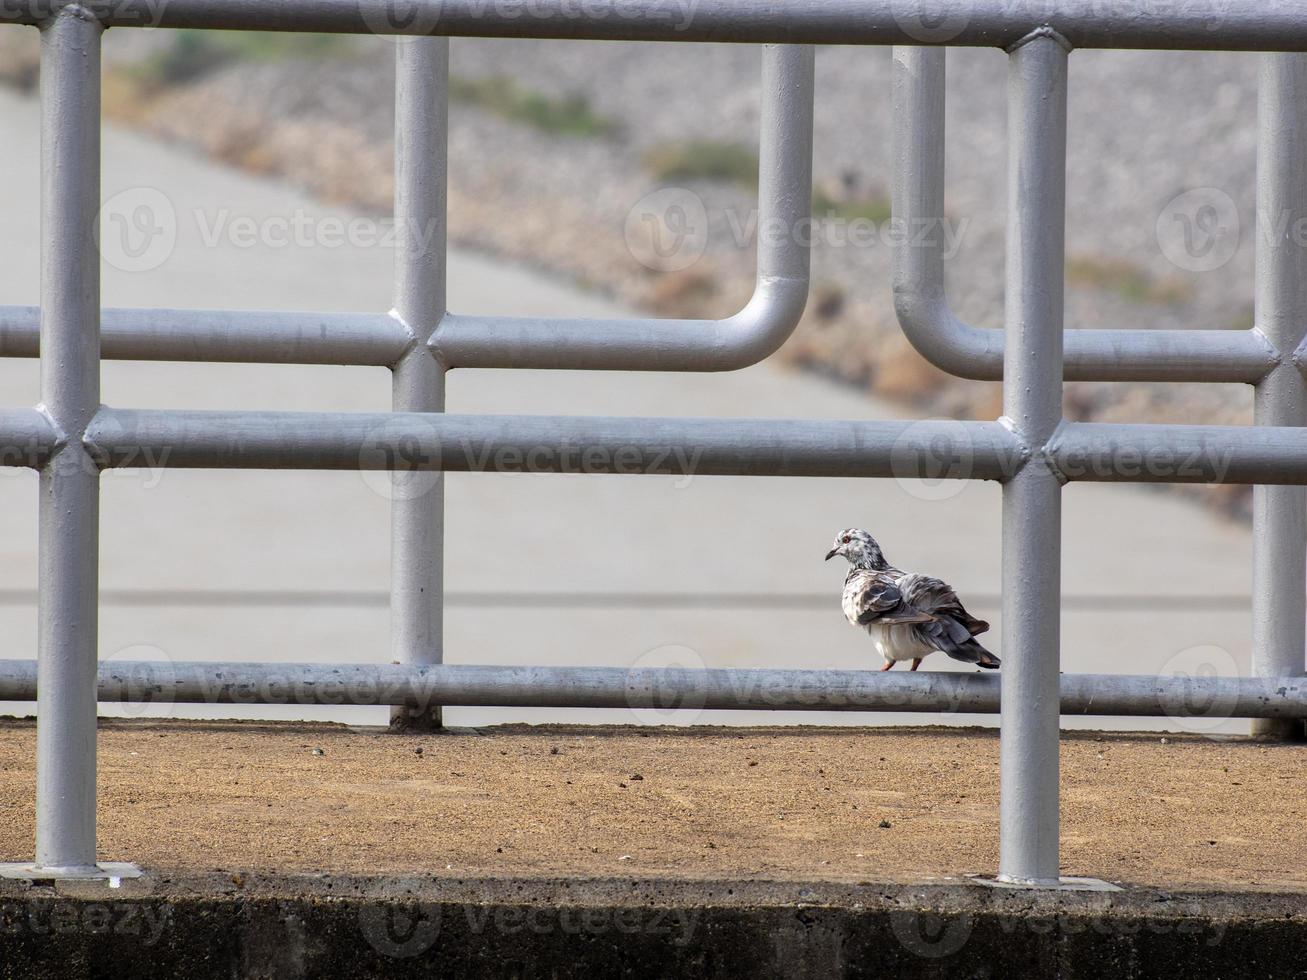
[0,872,1303,978]
[3,720,1305,888]
[2,720,1303,975]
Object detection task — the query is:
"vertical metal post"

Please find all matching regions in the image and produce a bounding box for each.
[36,5,102,872]
[390,36,448,731]
[998,31,1068,885]
[1252,53,1307,741]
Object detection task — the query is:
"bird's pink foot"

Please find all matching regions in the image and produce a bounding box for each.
[879,661,894,672]
[910,658,922,672]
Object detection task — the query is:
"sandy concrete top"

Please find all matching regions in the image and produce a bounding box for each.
[0,720,1302,890]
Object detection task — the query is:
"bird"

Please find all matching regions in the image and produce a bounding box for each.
[825,528,1000,672]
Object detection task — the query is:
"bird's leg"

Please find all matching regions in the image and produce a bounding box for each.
[910,659,922,672]
[879,661,894,672]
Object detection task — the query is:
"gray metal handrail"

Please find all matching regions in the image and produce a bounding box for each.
[890,45,1281,384]
[434,44,814,372]
[2,660,1305,719]
[5,0,1307,51]
[0,306,408,364]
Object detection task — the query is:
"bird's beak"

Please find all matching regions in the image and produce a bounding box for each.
[824,548,839,561]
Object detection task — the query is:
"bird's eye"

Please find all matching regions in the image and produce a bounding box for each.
[841,535,850,544]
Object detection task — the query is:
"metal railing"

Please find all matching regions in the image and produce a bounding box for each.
[0,0,1306,887]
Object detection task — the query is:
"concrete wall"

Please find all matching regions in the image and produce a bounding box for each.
[0,874,1301,978]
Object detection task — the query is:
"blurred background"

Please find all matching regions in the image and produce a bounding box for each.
[0,32,1260,731]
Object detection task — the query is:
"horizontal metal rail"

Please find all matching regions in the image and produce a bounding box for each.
[83,408,1025,479]
[1049,423,1307,485]
[72,407,1307,487]
[892,45,1279,384]
[1,661,1305,719]
[0,44,815,375]
[435,281,809,372]
[433,44,813,371]
[0,408,57,466]
[4,0,1306,51]
[0,306,407,366]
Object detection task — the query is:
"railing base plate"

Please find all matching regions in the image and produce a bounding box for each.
[968,874,1122,892]
[0,862,142,884]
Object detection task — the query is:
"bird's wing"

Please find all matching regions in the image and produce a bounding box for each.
[845,570,936,626]
[899,573,989,637]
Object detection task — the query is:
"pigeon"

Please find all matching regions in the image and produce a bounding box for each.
[825,528,1000,672]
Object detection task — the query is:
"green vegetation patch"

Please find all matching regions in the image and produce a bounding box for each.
[644,140,759,187]
[643,146,892,229]
[450,75,616,138]
[811,187,892,225]
[1066,254,1193,306]
[133,31,358,87]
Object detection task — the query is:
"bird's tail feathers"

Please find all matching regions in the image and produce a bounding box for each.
[940,636,1001,669]
[871,609,937,626]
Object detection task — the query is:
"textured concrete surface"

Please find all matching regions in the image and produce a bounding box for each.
[1,720,1303,889]
[0,870,1303,979]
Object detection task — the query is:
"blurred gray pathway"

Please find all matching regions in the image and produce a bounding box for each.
[0,88,1253,731]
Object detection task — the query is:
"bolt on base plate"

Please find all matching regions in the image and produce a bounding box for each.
[0,862,142,884]
[968,874,1122,892]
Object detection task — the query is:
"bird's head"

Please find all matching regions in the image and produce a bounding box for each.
[824,528,888,570]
